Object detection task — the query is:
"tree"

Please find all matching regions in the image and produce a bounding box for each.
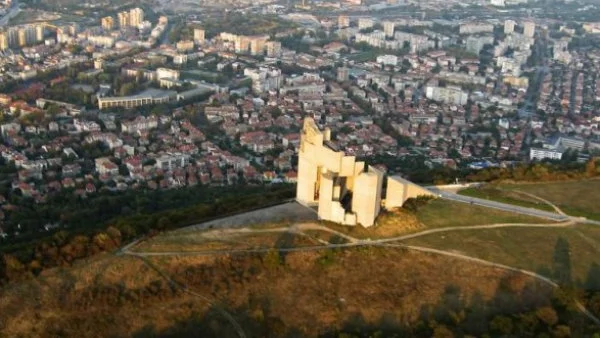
[552,237,572,285]
[262,249,282,270]
[432,325,454,338]
[46,104,61,116]
[490,315,513,335]
[586,158,598,177]
[585,263,600,292]
[0,254,6,285]
[552,325,571,338]
[535,306,558,327]
[156,216,171,230]
[269,107,282,119]
[462,291,488,335]
[120,83,137,96]
[2,254,29,281]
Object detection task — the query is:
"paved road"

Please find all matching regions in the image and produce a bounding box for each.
[178,201,317,233]
[428,188,572,222]
[432,189,600,226]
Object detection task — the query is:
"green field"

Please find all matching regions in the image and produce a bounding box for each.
[459,187,557,213]
[404,224,600,282]
[348,50,385,62]
[459,180,600,221]
[319,199,551,241]
[415,199,551,228]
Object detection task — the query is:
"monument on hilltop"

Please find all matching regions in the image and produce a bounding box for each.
[296,117,434,227]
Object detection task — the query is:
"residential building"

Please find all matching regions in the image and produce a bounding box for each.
[98,89,177,109]
[337,67,349,82]
[530,148,563,161]
[504,20,516,34]
[383,21,395,38]
[155,153,190,171]
[338,15,350,28]
[101,16,114,31]
[193,28,205,44]
[426,86,469,105]
[523,21,535,38]
[358,18,374,30]
[129,8,144,28]
[243,67,283,94]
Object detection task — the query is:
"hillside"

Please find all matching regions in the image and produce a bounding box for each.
[3,176,600,338]
[1,196,598,337]
[0,246,574,337]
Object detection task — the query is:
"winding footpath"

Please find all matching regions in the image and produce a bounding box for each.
[124,220,574,257]
[380,242,600,326]
[506,189,567,216]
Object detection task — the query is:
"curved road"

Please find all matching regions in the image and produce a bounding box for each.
[431,189,572,221]
[431,189,600,226]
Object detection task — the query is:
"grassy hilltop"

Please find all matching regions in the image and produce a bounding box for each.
[2,184,600,337]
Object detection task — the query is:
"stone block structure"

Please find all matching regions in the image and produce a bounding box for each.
[296,117,433,227]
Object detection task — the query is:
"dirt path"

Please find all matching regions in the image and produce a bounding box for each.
[381,242,600,326]
[508,189,567,216]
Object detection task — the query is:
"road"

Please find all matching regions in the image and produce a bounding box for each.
[428,188,570,221]
[431,189,600,226]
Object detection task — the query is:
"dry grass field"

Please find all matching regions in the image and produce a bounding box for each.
[0,247,553,337]
[404,224,600,282]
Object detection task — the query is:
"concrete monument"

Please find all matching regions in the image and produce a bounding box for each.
[296,117,434,227]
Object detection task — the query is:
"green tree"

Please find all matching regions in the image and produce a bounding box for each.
[156,216,171,230]
[462,291,488,335]
[120,83,137,96]
[552,237,572,285]
[490,315,513,335]
[585,263,600,291]
[535,306,558,327]
[262,249,282,270]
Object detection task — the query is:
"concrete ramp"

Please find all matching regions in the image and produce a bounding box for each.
[385,176,436,209]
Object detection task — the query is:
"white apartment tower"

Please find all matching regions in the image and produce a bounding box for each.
[338,15,350,28]
[118,11,129,28]
[129,8,144,28]
[194,28,205,44]
[383,21,395,38]
[523,21,535,38]
[504,20,516,34]
[358,17,374,30]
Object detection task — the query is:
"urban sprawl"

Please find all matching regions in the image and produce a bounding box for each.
[0,0,599,238]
